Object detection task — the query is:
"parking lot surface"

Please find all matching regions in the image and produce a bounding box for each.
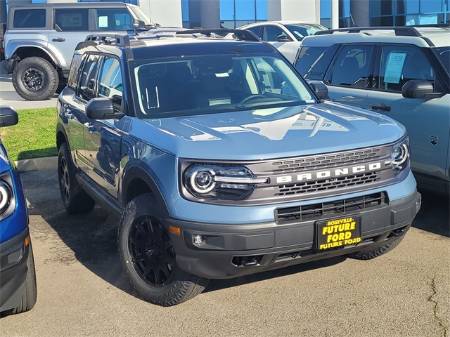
[0,169,449,337]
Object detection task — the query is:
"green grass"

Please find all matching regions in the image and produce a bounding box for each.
[0,108,58,161]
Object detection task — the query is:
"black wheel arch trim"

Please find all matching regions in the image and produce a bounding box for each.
[120,161,170,220]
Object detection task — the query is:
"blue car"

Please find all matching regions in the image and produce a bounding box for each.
[56,29,420,306]
[0,107,37,315]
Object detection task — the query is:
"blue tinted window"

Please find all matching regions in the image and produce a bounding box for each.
[13,9,46,28]
[235,0,255,20]
[96,8,133,30]
[220,0,234,20]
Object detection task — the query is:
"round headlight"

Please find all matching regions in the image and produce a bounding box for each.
[189,168,216,194]
[0,181,12,214]
[392,143,409,167]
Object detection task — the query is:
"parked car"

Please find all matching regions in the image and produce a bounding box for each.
[3,2,154,101]
[240,21,327,63]
[56,29,420,306]
[294,26,450,196]
[0,107,37,315]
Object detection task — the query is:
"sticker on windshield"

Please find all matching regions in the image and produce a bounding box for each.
[98,16,108,28]
[384,52,407,84]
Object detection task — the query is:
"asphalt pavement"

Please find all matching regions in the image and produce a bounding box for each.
[0,63,57,110]
[0,168,449,337]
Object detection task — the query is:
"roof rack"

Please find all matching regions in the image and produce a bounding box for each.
[84,33,131,47]
[176,29,259,42]
[314,26,441,46]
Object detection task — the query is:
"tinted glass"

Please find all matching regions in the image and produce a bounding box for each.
[286,24,326,39]
[78,54,100,101]
[96,9,133,30]
[67,54,83,89]
[13,9,46,28]
[264,26,289,42]
[99,57,123,110]
[134,55,315,118]
[295,46,334,80]
[434,47,450,74]
[378,45,435,92]
[247,26,263,39]
[329,45,374,88]
[55,9,89,32]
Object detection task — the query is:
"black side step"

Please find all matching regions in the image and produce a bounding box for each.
[76,172,122,216]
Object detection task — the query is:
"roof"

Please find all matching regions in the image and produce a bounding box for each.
[241,21,321,29]
[9,2,130,9]
[302,26,450,48]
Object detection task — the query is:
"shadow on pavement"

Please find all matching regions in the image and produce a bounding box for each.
[413,191,450,237]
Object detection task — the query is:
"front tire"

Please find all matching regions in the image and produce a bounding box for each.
[350,232,406,260]
[58,143,95,214]
[12,57,59,101]
[11,247,37,314]
[119,194,208,306]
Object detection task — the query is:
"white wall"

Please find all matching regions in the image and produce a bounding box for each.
[275,0,321,24]
[139,0,182,27]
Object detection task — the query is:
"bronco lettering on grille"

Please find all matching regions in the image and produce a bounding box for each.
[275,162,384,184]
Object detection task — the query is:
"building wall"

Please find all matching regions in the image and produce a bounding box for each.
[139,0,182,26]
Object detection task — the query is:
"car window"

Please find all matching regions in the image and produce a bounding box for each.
[264,26,290,42]
[134,54,315,118]
[247,26,263,40]
[433,47,450,75]
[328,45,374,88]
[54,9,89,32]
[285,24,325,40]
[378,45,435,92]
[95,8,133,31]
[13,9,46,28]
[78,54,100,102]
[295,46,336,80]
[98,57,123,111]
[67,54,83,89]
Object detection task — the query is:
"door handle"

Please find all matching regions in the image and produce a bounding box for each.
[371,104,391,112]
[52,37,65,42]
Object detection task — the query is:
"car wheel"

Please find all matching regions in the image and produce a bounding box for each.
[58,143,95,214]
[12,57,59,101]
[119,194,208,306]
[11,246,37,314]
[350,231,407,260]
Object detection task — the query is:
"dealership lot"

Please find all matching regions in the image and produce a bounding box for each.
[0,169,448,337]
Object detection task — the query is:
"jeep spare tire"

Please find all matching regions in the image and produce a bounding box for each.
[13,57,59,101]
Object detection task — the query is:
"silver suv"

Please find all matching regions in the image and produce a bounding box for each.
[295,26,450,196]
[3,2,152,101]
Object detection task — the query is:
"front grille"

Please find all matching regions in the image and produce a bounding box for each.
[270,147,383,174]
[275,192,387,224]
[275,171,379,197]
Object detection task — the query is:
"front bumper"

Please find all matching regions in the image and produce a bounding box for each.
[167,192,421,279]
[0,229,31,312]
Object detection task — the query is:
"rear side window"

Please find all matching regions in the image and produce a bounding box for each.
[377,45,435,92]
[95,8,133,30]
[264,26,290,42]
[246,26,263,40]
[327,45,374,88]
[67,54,83,89]
[13,9,46,28]
[295,46,335,80]
[54,9,89,32]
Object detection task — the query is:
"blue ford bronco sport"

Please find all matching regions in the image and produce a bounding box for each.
[0,107,37,315]
[56,29,421,306]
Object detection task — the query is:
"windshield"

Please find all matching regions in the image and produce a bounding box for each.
[434,47,450,74]
[134,55,315,118]
[128,5,152,25]
[286,24,327,39]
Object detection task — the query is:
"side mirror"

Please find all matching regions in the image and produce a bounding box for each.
[308,81,329,101]
[276,34,291,42]
[402,80,440,99]
[86,98,123,120]
[0,107,18,127]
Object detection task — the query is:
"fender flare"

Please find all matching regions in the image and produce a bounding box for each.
[5,42,62,68]
[120,162,170,220]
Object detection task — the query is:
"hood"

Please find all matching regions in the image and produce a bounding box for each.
[125,101,405,161]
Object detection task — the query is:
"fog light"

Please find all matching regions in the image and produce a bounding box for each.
[192,234,205,246]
